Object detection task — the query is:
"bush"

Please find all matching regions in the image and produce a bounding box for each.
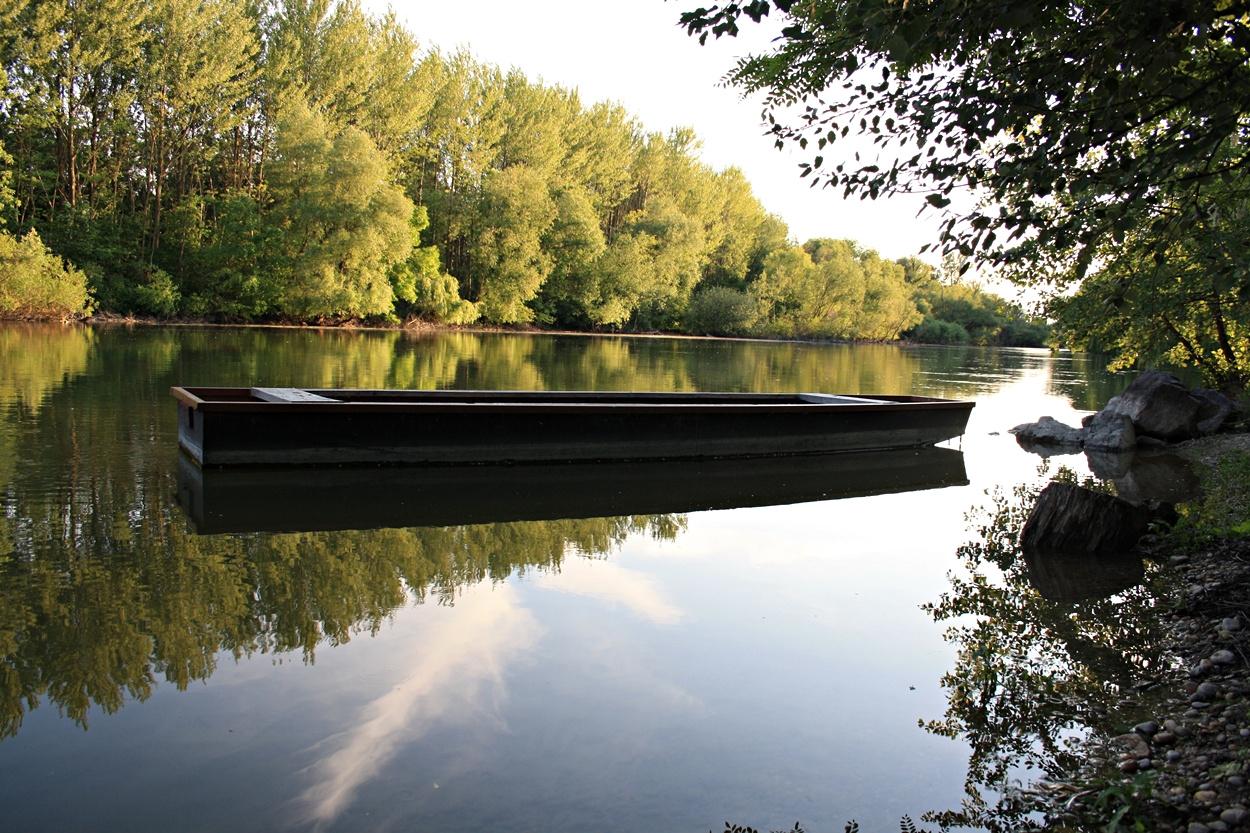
[906,316,971,344]
[682,286,758,336]
[0,230,93,320]
[1000,318,1051,347]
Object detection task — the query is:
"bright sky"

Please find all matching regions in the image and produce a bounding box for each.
[367,0,944,262]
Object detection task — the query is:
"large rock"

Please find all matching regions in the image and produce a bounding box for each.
[1020,481,1155,555]
[1190,387,1236,434]
[1083,410,1137,452]
[1103,371,1200,441]
[1009,416,1085,447]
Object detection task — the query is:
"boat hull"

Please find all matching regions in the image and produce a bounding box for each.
[172,387,974,468]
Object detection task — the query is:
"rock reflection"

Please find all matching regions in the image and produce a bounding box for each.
[923,480,1172,831]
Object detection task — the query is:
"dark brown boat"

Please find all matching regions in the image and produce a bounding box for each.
[171,386,974,468]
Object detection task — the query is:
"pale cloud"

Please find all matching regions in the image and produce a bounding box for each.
[534,557,684,625]
[293,584,541,829]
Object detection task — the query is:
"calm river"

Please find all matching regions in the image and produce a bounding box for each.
[0,325,1169,832]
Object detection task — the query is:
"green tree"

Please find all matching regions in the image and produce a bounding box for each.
[135,0,259,265]
[1052,190,1250,392]
[265,102,414,319]
[391,205,478,324]
[471,164,557,323]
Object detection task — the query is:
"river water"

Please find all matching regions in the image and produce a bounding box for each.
[0,325,1173,832]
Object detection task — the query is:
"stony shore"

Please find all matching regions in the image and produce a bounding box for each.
[1039,434,1250,832]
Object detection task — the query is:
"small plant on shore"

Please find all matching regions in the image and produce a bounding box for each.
[1089,770,1158,833]
[1171,450,1250,545]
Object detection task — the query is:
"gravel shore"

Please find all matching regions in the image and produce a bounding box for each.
[1041,433,1250,831]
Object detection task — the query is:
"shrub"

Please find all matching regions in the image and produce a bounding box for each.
[0,230,93,320]
[683,286,758,336]
[907,316,971,344]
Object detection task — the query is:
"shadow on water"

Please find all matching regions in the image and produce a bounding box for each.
[919,466,1180,832]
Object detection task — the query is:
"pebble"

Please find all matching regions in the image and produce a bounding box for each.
[1136,720,1160,736]
[1222,808,1249,826]
[1196,790,1219,802]
[1138,758,1154,770]
[1197,682,1221,700]
[1168,749,1184,762]
[1156,731,1177,744]
[1210,822,1230,832]
[1190,823,1211,833]
[1223,618,1242,632]
[1231,776,1247,787]
[1212,650,1237,665]
[1119,759,1140,774]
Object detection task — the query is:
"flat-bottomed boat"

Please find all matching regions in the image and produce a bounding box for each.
[171,386,975,468]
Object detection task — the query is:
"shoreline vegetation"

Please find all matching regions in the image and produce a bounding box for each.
[0,0,1046,349]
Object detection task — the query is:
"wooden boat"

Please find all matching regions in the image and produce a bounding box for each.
[171,386,974,468]
[177,446,969,534]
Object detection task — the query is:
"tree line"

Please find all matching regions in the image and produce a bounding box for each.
[0,0,1045,345]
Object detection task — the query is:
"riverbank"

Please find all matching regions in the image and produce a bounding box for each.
[1041,432,1250,833]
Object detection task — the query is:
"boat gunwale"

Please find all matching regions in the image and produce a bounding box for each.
[170,386,976,415]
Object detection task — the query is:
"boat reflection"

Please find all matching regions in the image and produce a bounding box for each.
[177,446,970,534]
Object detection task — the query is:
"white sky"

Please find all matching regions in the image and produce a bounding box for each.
[367,0,945,262]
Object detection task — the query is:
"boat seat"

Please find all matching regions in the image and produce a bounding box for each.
[798,393,892,405]
[250,387,340,403]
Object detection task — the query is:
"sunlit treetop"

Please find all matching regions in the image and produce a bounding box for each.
[678,0,1250,282]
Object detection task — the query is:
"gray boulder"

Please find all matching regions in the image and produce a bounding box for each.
[1190,387,1236,434]
[1020,481,1155,555]
[1103,371,1199,441]
[1009,416,1085,447]
[1083,410,1137,452]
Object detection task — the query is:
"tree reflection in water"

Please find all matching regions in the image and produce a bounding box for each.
[922,474,1173,831]
[0,515,684,740]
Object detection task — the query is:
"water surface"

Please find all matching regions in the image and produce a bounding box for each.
[0,326,1163,831]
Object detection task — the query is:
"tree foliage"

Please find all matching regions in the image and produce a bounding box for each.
[0,0,951,339]
[0,229,92,320]
[678,0,1250,275]
[678,0,1250,376]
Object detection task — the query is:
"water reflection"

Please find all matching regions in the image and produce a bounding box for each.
[0,324,1163,831]
[178,447,969,533]
[0,515,680,740]
[923,474,1172,831]
[295,581,543,828]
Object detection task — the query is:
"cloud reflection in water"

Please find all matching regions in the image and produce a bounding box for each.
[293,583,541,829]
